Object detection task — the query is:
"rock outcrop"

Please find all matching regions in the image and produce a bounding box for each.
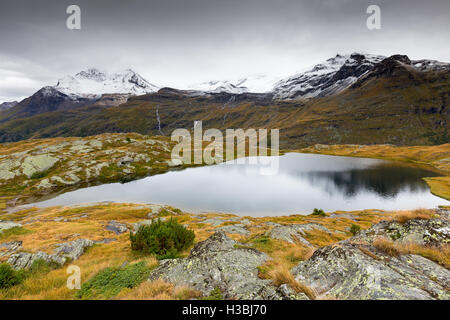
[266,223,331,246]
[150,231,307,300]
[291,213,450,300]
[7,239,94,270]
[105,221,129,235]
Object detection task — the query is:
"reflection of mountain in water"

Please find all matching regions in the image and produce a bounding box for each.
[301,165,441,198]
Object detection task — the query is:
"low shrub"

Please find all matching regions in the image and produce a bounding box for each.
[30,170,49,179]
[312,208,326,217]
[77,262,151,299]
[130,219,195,259]
[0,263,26,289]
[350,224,361,236]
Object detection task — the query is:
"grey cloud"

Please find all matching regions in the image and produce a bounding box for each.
[0,0,449,102]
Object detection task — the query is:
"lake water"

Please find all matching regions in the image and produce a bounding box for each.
[28,153,448,216]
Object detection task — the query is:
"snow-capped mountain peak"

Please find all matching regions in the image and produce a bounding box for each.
[54,68,159,98]
[272,53,386,100]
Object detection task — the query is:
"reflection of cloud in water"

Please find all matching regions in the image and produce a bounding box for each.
[26,153,447,216]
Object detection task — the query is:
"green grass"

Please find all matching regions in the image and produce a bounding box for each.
[200,287,223,300]
[0,264,27,289]
[76,262,152,299]
[0,227,32,240]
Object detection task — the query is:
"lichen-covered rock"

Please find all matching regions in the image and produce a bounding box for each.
[266,223,330,246]
[291,215,450,300]
[106,221,129,235]
[54,239,94,261]
[216,224,250,236]
[149,231,293,300]
[37,178,54,189]
[351,214,450,245]
[7,238,94,270]
[0,241,22,257]
[21,155,59,177]
[7,251,66,269]
[0,169,18,180]
[201,218,225,226]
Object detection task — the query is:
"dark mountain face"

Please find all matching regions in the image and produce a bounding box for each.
[0,87,96,123]
[0,101,18,112]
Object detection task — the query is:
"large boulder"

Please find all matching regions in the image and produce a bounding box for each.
[291,213,450,300]
[21,155,59,177]
[266,223,331,246]
[149,231,306,300]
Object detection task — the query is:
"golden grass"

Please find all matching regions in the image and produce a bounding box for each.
[393,209,435,224]
[425,176,450,200]
[267,263,316,300]
[373,237,401,257]
[373,237,450,268]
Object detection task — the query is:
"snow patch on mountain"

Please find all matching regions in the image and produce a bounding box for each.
[54,68,159,98]
[187,74,281,94]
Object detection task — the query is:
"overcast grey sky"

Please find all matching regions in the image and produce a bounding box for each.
[0,0,449,102]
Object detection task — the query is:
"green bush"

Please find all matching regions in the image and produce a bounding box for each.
[350,224,361,236]
[0,263,26,289]
[130,219,195,259]
[312,208,326,217]
[77,262,151,299]
[200,287,223,300]
[30,170,49,179]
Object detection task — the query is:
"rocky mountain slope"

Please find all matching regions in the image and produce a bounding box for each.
[272,53,449,100]
[272,53,385,100]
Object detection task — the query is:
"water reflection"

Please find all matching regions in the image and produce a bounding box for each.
[28,153,448,216]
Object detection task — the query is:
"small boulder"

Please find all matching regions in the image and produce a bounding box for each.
[106,221,129,235]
